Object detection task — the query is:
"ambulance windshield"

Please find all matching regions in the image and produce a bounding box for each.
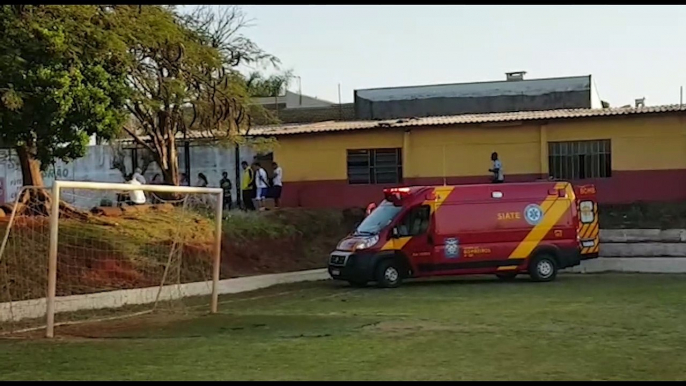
[355,200,402,235]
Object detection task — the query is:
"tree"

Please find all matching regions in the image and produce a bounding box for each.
[246,70,293,119]
[0,5,130,213]
[120,5,278,186]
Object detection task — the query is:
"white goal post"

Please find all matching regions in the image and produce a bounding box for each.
[44,180,224,338]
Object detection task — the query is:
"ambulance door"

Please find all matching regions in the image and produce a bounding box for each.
[575,184,599,259]
[391,204,433,275]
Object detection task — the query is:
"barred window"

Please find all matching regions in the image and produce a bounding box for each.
[548,140,611,180]
[347,148,403,184]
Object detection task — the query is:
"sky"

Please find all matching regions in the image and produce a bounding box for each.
[182,5,686,107]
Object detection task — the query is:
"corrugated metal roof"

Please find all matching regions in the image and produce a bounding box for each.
[249,104,686,137]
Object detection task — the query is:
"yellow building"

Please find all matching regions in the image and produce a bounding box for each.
[252,105,686,208]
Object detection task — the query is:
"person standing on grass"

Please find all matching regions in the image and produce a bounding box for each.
[489,152,504,183]
[254,162,269,201]
[241,161,256,211]
[220,171,233,211]
[271,161,283,207]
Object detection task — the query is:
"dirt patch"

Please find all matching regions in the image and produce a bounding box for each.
[0,208,360,302]
[363,320,454,335]
[362,320,504,336]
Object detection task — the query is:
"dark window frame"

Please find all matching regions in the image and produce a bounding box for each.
[347,148,403,185]
[548,139,612,180]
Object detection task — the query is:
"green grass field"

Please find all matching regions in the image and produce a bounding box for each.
[2,273,686,381]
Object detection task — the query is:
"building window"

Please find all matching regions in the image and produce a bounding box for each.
[548,140,611,180]
[347,148,403,184]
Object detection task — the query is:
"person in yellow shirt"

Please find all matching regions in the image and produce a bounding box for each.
[240,161,256,210]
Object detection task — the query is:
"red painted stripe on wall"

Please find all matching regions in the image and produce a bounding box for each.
[281,170,686,208]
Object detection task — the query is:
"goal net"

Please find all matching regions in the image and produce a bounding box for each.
[0,181,223,338]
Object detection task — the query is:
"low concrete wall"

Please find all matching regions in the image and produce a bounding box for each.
[600,243,686,257]
[599,229,686,257]
[600,229,686,243]
[567,257,686,274]
[0,269,328,323]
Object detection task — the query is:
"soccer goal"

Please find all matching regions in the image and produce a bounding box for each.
[0,180,224,338]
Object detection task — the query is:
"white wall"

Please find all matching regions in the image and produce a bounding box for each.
[0,144,257,208]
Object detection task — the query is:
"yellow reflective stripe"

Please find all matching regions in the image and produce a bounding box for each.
[508,196,572,259]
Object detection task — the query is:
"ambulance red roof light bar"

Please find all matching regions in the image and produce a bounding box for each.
[385,187,410,194]
[384,187,411,205]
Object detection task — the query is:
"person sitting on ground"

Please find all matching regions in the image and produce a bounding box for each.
[196,172,208,187]
[219,171,233,211]
[127,173,146,205]
[132,167,146,185]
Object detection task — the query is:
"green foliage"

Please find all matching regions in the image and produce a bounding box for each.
[246,70,294,98]
[120,5,281,184]
[0,5,281,182]
[0,6,130,169]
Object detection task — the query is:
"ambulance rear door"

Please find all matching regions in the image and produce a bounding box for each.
[575,184,599,259]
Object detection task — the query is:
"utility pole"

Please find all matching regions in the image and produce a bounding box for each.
[338,83,343,120]
[294,75,302,106]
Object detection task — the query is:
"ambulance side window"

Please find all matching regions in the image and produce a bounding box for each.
[397,205,431,237]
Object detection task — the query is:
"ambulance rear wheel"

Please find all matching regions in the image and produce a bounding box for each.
[528,254,558,282]
[375,259,403,288]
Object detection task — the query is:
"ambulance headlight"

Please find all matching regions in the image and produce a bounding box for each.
[353,235,379,251]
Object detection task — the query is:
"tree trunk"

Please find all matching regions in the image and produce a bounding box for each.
[147,136,181,202]
[16,144,44,187]
[13,144,50,215]
[14,144,88,219]
[159,137,180,186]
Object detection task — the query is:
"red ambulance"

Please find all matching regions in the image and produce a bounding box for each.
[328,181,599,288]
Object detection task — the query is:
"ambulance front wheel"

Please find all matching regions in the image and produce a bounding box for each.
[528,253,558,282]
[375,259,403,288]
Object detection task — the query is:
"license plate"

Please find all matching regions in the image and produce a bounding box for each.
[331,269,340,276]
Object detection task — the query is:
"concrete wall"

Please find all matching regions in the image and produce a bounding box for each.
[0,144,257,208]
[254,91,334,109]
[599,229,686,257]
[355,91,592,120]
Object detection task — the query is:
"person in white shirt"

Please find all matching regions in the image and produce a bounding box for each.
[132,168,146,185]
[253,162,269,201]
[127,175,147,205]
[489,152,504,183]
[271,161,283,207]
